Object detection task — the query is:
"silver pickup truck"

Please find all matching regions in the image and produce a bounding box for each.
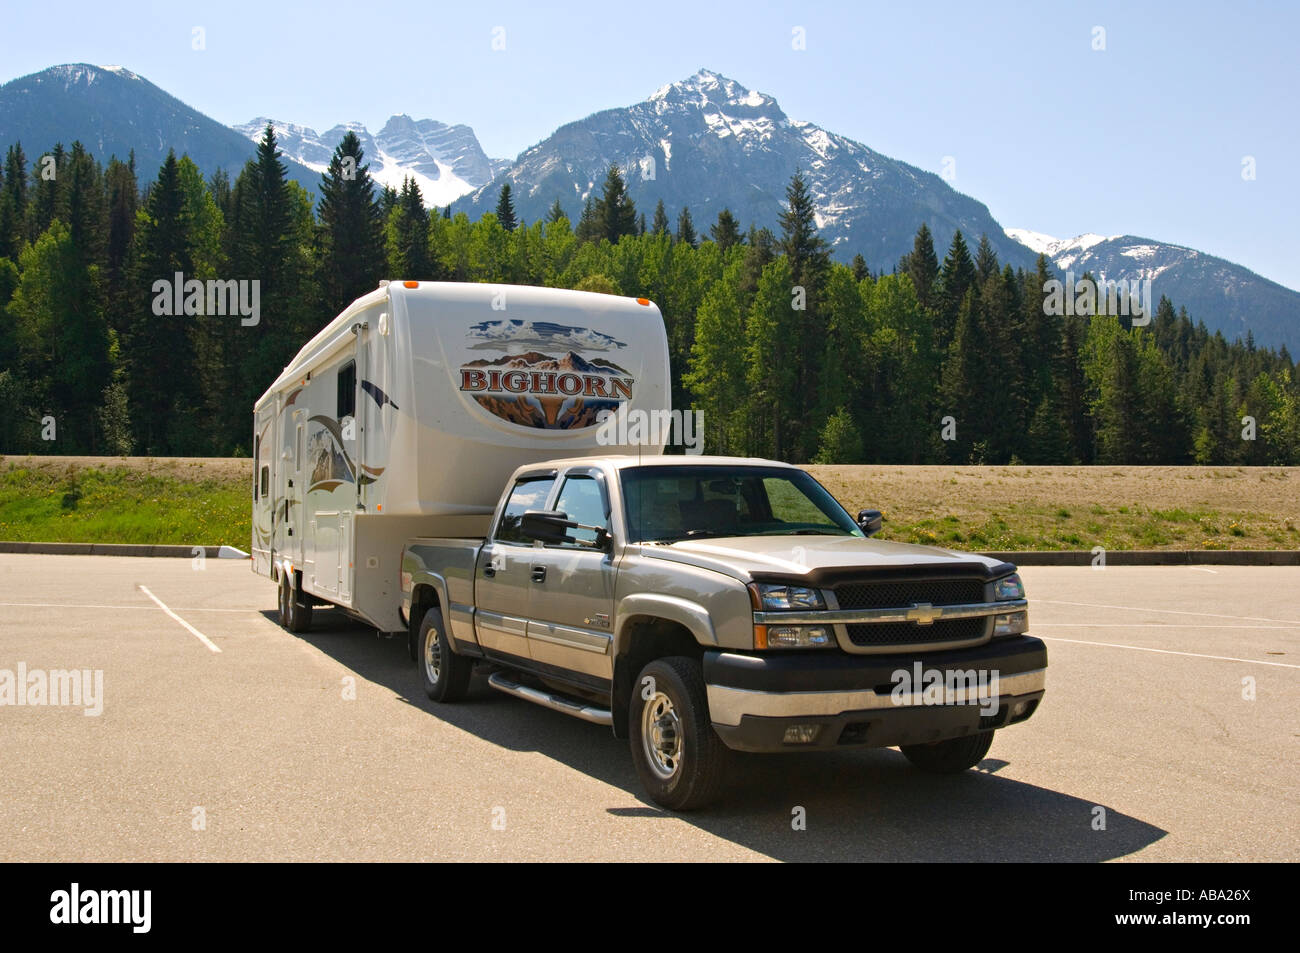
[400,454,1047,810]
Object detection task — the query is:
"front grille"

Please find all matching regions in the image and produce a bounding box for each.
[833,578,985,610]
[846,616,988,648]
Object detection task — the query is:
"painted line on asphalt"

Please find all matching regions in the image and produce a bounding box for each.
[137,586,222,653]
[0,601,254,613]
[1037,622,1299,630]
[1039,636,1300,669]
[1036,599,1300,626]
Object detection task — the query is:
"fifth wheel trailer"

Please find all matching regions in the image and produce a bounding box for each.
[252,281,671,632]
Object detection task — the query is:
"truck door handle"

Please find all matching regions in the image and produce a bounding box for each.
[531,566,546,584]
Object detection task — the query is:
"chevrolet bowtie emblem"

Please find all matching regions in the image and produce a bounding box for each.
[906,603,941,625]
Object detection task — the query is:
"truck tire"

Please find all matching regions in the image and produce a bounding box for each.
[284,573,312,632]
[629,657,728,811]
[418,605,472,702]
[277,572,290,627]
[900,730,995,773]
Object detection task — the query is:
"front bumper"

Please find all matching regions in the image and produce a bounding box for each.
[704,636,1047,752]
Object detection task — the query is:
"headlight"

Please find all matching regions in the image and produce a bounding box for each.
[752,583,825,611]
[993,573,1025,601]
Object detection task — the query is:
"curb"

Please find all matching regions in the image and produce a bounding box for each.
[982,550,1300,566]
[0,542,249,558]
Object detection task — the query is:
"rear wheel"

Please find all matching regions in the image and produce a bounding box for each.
[900,730,995,773]
[419,605,472,701]
[276,572,290,627]
[283,572,312,632]
[629,657,729,811]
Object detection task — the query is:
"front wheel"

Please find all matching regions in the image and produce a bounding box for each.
[900,730,995,773]
[418,606,473,701]
[629,657,729,811]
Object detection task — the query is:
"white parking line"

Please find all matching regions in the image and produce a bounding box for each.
[1037,622,1300,630]
[1039,636,1300,669]
[137,586,222,653]
[0,602,253,613]
[1036,599,1300,626]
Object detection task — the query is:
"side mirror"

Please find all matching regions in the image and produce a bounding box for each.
[520,510,576,544]
[520,510,612,550]
[857,509,883,537]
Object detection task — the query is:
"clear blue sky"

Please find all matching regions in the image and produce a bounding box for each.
[3,0,1297,291]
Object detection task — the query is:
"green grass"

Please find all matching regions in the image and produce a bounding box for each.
[880,504,1294,551]
[0,465,249,546]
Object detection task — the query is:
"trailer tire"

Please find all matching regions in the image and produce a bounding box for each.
[284,573,313,633]
[629,656,729,811]
[900,730,995,773]
[277,573,290,627]
[419,605,472,702]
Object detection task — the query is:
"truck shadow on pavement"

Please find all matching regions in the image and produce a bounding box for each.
[276,609,1167,862]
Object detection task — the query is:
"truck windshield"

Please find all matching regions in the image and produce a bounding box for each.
[621,466,864,542]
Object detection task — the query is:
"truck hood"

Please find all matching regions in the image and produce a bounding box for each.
[638,534,1010,583]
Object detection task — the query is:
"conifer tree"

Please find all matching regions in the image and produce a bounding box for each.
[906,223,939,311]
[651,199,670,236]
[495,182,517,231]
[675,206,697,248]
[709,208,743,251]
[316,130,385,316]
[596,165,636,243]
[547,198,566,224]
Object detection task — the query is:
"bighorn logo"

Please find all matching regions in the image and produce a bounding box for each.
[460,320,635,430]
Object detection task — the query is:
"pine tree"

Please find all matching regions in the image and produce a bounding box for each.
[778,169,831,460]
[651,199,670,236]
[675,206,697,248]
[495,182,517,231]
[575,196,601,243]
[595,165,636,244]
[386,176,433,278]
[316,130,385,317]
[813,407,865,464]
[936,230,976,351]
[547,198,566,224]
[906,223,939,311]
[0,143,29,260]
[974,233,1000,283]
[709,208,743,251]
[850,253,869,282]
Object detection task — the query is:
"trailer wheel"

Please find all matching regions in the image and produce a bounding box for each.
[284,573,313,633]
[277,573,290,627]
[900,730,995,773]
[419,605,472,702]
[629,657,729,811]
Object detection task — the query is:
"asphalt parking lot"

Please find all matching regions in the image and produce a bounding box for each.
[0,554,1295,861]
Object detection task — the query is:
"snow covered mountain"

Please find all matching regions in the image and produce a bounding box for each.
[1005,228,1300,352]
[235,115,508,208]
[457,68,1038,273]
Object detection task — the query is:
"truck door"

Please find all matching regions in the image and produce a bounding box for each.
[524,470,616,681]
[474,475,556,663]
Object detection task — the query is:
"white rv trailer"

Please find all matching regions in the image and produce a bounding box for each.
[252,281,671,632]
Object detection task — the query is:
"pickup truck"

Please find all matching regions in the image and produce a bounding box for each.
[400,454,1047,810]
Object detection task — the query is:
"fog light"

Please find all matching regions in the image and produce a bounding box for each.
[766,625,834,648]
[993,611,1028,637]
[1010,700,1029,718]
[782,724,822,745]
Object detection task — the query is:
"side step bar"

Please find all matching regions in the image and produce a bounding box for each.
[487,672,613,726]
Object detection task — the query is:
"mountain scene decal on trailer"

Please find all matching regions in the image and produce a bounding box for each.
[458,320,635,429]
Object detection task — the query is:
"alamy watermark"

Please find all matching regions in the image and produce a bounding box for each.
[596,406,704,454]
[152,272,260,326]
[1043,271,1152,326]
[890,662,1000,716]
[0,663,103,716]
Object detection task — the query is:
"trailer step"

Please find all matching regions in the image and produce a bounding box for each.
[487,673,613,726]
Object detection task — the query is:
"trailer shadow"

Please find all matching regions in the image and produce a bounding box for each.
[273,609,1167,862]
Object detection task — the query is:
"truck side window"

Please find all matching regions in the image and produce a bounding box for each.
[337,360,356,420]
[494,477,556,543]
[553,476,608,545]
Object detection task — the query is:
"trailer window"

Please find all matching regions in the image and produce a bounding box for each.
[337,360,356,420]
[253,435,260,500]
[494,477,556,543]
[260,465,269,499]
